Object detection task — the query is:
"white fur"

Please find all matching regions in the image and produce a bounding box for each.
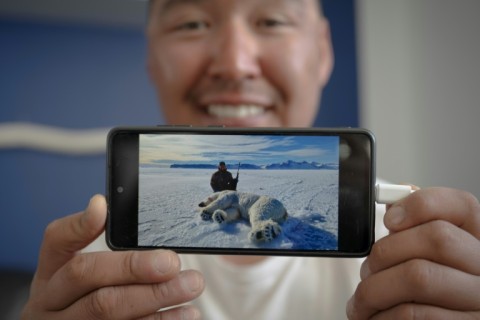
[198,191,288,243]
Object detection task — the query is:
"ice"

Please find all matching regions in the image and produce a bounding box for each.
[138,168,338,251]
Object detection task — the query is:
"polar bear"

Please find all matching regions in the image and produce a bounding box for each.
[198,190,288,243]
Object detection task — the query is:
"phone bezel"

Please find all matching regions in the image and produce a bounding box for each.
[106,126,376,257]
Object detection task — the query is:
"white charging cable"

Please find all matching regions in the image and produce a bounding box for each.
[375,183,415,204]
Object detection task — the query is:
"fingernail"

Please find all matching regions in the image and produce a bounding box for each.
[80,196,96,225]
[181,306,201,320]
[84,196,96,216]
[84,195,106,223]
[360,260,371,279]
[181,271,203,293]
[346,296,355,319]
[385,205,405,227]
[155,251,174,274]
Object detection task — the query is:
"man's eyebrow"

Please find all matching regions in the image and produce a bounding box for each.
[283,0,319,13]
[157,0,207,14]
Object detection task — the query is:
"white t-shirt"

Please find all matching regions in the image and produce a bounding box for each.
[85,204,387,320]
[180,255,361,320]
[179,204,386,320]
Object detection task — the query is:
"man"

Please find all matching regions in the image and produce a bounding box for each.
[210,161,238,192]
[22,0,480,319]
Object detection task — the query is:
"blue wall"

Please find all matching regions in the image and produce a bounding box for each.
[318,0,359,128]
[0,19,160,271]
[0,0,358,271]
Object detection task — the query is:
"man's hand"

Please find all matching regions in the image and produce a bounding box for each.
[347,187,480,319]
[21,195,204,320]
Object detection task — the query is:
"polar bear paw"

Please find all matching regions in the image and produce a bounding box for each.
[200,210,212,221]
[249,221,282,243]
[212,210,226,224]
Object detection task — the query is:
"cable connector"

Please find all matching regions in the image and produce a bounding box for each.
[375,183,415,204]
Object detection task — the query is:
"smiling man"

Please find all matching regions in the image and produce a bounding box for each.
[146,0,332,127]
[21,0,480,319]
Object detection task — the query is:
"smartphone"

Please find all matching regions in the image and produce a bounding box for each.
[106,126,376,257]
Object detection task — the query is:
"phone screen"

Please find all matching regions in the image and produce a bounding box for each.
[107,127,375,257]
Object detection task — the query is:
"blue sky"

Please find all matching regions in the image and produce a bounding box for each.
[140,134,339,166]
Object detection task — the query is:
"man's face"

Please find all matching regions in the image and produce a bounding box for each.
[147,0,333,127]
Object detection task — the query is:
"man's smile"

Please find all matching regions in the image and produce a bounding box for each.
[206,104,268,119]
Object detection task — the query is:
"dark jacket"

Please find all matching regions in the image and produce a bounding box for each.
[210,170,238,192]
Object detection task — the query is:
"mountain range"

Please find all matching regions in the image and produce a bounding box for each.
[169,160,338,170]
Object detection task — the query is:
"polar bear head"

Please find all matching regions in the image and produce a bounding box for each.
[198,191,222,207]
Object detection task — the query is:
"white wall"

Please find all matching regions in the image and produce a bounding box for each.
[357,0,480,198]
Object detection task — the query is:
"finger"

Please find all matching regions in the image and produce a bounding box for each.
[44,249,181,310]
[370,303,480,320]
[384,187,480,237]
[137,305,201,320]
[384,184,420,211]
[60,270,204,320]
[347,259,480,320]
[37,195,107,280]
[362,220,480,279]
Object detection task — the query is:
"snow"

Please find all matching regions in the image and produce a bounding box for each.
[138,168,339,251]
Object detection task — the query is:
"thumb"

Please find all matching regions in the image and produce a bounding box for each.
[36,194,107,280]
[384,187,480,238]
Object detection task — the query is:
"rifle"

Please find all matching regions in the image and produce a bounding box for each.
[236,162,240,179]
[229,162,240,191]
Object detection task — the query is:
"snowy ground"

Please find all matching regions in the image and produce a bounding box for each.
[138,168,339,251]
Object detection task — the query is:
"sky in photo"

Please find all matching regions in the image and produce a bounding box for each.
[140,134,339,167]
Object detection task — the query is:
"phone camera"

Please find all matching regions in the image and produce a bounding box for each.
[117,186,124,194]
[340,143,352,160]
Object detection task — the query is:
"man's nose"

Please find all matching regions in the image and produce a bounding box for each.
[207,22,261,81]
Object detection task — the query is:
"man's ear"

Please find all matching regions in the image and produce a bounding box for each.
[317,19,334,87]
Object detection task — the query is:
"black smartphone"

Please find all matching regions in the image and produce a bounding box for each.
[106,126,375,257]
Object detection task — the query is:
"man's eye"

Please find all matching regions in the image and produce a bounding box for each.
[258,18,287,28]
[177,21,209,31]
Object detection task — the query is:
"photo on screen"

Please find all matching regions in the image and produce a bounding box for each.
[138,134,340,251]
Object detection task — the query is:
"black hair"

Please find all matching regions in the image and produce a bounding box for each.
[147,0,324,17]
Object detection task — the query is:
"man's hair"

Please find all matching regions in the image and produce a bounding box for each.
[147,0,324,17]
[147,0,153,17]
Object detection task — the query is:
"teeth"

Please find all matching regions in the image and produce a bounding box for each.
[207,104,265,118]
